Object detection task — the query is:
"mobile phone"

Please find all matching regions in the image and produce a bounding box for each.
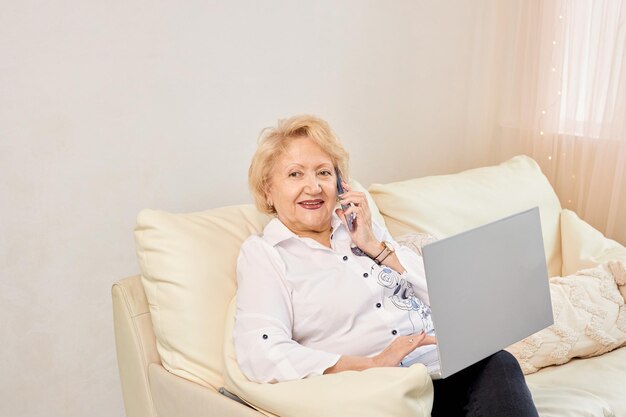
[335,168,355,232]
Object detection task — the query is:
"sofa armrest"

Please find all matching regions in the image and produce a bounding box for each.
[149,363,263,417]
[112,275,160,417]
[113,276,261,417]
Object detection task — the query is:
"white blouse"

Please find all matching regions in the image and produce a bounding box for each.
[233,213,437,383]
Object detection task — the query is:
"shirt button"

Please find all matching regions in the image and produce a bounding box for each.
[363,272,369,278]
[375,303,382,308]
[391,329,398,335]
[262,334,268,340]
[342,255,348,261]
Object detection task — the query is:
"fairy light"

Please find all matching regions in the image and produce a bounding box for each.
[539,13,564,142]
[544,8,574,212]
[538,3,566,202]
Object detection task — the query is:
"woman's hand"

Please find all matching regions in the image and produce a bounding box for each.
[324,332,437,375]
[372,332,437,367]
[335,180,408,273]
[335,181,380,254]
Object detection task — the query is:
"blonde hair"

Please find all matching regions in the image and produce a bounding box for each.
[249,115,350,215]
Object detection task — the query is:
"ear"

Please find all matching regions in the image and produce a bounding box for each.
[263,184,273,208]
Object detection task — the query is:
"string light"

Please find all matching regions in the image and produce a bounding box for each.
[535,7,578,215]
[538,8,565,154]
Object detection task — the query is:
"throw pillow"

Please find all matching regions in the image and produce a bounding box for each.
[135,204,270,388]
[506,263,626,374]
[395,232,438,255]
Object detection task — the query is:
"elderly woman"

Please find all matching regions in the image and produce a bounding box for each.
[233,115,539,416]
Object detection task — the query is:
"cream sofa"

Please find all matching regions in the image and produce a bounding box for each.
[113,155,626,417]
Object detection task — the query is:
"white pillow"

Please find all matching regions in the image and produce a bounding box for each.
[135,205,271,388]
[368,155,563,278]
[222,298,434,417]
[560,209,626,276]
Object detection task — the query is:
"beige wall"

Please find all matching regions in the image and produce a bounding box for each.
[0,1,502,416]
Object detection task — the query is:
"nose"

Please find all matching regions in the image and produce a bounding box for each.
[304,173,322,193]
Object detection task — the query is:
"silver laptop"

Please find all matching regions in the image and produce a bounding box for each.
[421,207,553,379]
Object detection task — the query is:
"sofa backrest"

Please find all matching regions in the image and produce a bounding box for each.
[134,155,562,389]
[368,155,563,278]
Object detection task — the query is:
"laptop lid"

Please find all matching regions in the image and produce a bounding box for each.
[422,207,553,379]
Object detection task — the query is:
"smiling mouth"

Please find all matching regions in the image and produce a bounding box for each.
[298,200,324,210]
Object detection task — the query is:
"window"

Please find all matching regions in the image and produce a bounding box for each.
[558,1,626,138]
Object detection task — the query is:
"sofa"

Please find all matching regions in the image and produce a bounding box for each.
[112,155,626,417]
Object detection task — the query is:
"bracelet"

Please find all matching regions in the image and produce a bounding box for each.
[371,241,395,265]
[372,245,386,260]
[377,250,393,265]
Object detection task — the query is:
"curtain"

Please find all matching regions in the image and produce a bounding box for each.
[492,0,626,245]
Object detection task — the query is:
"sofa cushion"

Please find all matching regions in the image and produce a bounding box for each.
[368,155,563,278]
[222,298,434,417]
[134,180,380,389]
[526,384,614,417]
[526,346,626,416]
[561,208,626,277]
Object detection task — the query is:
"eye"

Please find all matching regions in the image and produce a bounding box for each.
[288,171,302,178]
[318,169,333,177]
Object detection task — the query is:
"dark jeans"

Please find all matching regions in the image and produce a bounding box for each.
[431,350,539,417]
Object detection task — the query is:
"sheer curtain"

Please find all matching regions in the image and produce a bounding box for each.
[493,0,626,245]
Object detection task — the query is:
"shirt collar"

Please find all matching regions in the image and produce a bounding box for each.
[262,212,345,246]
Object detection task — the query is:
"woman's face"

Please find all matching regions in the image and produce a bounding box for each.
[266,137,338,237]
